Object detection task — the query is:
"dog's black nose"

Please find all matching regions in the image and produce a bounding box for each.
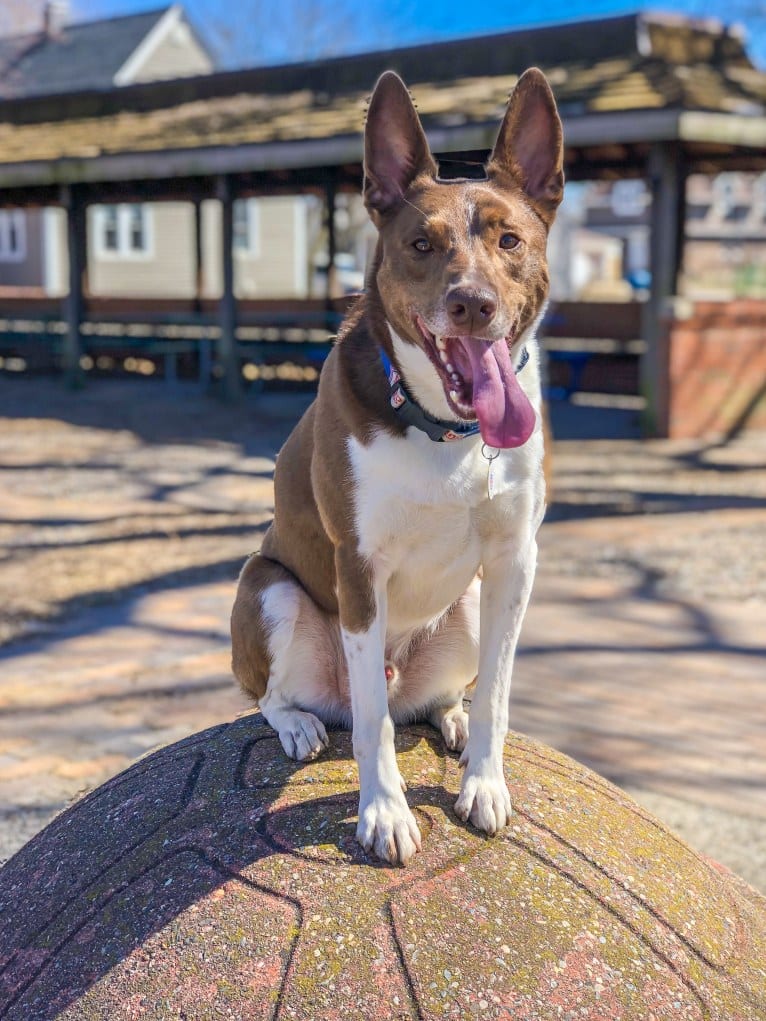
[446,287,497,333]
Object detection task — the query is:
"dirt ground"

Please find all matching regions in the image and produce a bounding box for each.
[1,377,765,887]
[1,379,765,647]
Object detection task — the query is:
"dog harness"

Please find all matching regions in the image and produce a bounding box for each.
[379,345,529,443]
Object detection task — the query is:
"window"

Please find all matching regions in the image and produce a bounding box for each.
[128,206,145,251]
[0,211,27,261]
[610,180,648,218]
[94,204,152,257]
[712,174,737,218]
[233,199,260,254]
[753,173,766,220]
[102,206,119,251]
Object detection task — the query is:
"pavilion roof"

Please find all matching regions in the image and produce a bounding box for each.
[1,11,764,193]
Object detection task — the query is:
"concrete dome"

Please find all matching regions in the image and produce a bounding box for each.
[0,713,764,1019]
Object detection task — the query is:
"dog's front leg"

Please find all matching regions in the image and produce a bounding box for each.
[455,531,538,834]
[337,546,421,866]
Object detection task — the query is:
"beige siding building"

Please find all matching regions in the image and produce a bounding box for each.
[205,197,311,299]
[29,6,312,302]
[0,5,312,304]
[85,196,311,300]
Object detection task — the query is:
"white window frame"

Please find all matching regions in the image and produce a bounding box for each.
[610,179,648,218]
[0,210,27,262]
[712,174,737,218]
[233,198,260,256]
[753,172,766,220]
[92,203,153,260]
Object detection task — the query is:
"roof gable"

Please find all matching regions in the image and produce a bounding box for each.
[114,5,215,86]
[0,5,213,100]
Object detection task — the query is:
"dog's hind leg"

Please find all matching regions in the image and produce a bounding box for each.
[231,553,344,761]
[429,698,470,753]
[259,693,329,762]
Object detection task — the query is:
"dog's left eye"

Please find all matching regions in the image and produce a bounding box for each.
[499,233,520,250]
[412,238,432,253]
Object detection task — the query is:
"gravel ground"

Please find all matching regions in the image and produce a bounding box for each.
[1,377,765,646]
[547,431,766,603]
[1,376,765,886]
[0,379,303,646]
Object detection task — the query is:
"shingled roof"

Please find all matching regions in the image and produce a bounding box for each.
[0,11,764,191]
[0,4,214,99]
[0,7,178,100]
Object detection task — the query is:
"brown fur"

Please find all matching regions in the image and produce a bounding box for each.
[232,297,408,699]
[230,554,291,699]
[368,177,553,360]
[256,300,409,638]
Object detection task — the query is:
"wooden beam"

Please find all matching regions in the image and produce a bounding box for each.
[680,111,766,150]
[641,141,686,437]
[216,174,239,399]
[61,184,86,387]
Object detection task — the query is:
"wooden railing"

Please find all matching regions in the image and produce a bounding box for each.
[0,295,644,400]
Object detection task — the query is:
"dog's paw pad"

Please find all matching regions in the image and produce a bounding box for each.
[441,707,469,752]
[454,773,512,835]
[357,796,421,866]
[277,710,329,762]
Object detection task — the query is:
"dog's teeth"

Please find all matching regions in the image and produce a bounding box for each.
[446,362,455,373]
[436,337,446,352]
[449,390,458,401]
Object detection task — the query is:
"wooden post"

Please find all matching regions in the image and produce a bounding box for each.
[193,197,204,313]
[641,141,686,437]
[61,184,86,386]
[192,197,209,387]
[216,174,239,399]
[324,171,338,306]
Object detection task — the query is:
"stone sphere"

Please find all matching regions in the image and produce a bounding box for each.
[1,713,764,1020]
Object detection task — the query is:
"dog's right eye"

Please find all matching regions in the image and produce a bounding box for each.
[412,238,432,253]
[499,232,521,251]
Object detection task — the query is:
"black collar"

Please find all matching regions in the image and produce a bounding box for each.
[379,345,529,443]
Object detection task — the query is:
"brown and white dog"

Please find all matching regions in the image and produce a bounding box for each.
[231,68,563,865]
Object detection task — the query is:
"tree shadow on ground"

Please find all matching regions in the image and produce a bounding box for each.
[0,377,314,456]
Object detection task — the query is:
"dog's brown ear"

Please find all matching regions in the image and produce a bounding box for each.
[487,68,564,225]
[364,71,437,218]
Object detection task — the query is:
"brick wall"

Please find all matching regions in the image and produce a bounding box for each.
[664,299,766,439]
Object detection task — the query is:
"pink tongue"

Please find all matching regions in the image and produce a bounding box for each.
[460,337,536,448]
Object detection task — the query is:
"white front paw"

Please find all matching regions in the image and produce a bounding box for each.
[356,790,422,866]
[454,768,512,835]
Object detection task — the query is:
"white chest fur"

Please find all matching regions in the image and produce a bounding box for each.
[346,423,543,636]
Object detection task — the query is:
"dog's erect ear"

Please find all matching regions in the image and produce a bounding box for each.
[487,68,564,224]
[364,71,437,218]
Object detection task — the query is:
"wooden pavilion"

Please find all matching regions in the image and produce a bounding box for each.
[1,10,765,436]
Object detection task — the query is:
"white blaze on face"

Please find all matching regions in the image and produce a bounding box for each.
[463,196,476,248]
[456,186,495,269]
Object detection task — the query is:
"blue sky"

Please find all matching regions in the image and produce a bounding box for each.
[74,0,765,67]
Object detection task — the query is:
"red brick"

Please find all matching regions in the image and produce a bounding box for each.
[665,298,766,438]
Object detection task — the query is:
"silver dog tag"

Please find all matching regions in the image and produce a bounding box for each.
[482,444,500,500]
